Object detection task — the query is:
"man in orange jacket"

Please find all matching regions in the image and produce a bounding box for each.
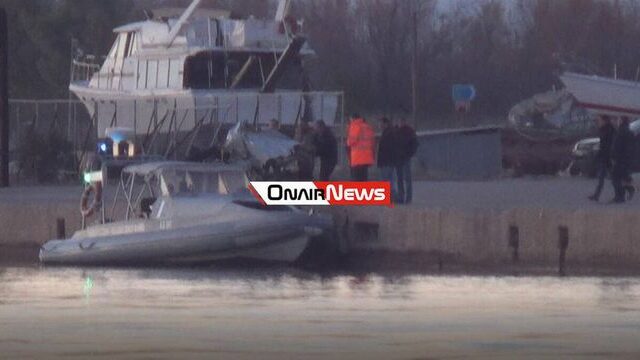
[347,114,375,181]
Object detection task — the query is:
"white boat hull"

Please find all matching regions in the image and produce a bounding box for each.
[560,72,640,116]
[39,203,332,265]
[70,84,340,137]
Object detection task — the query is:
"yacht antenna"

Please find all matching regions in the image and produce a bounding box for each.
[165,0,202,47]
[275,0,291,22]
[143,9,154,20]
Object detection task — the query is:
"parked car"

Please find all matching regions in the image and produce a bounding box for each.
[570,137,600,177]
[569,119,640,177]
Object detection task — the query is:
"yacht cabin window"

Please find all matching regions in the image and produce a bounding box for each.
[159,170,247,197]
[107,33,136,60]
[126,33,138,57]
[115,34,128,59]
[183,52,284,90]
[107,36,119,59]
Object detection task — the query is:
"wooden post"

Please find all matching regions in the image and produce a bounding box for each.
[508,225,519,263]
[411,7,419,129]
[56,218,66,239]
[0,8,9,188]
[558,226,569,276]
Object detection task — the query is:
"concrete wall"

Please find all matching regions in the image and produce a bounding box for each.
[0,200,81,247]
[333,206,640,267]
[415,126,502,180]
[3,185,639,270]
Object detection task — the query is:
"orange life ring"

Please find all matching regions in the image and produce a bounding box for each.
[80,182,102,218]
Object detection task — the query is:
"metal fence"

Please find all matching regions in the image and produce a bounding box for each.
[8,92,346,184]
[9,99,92,153]
[8,99,93,184]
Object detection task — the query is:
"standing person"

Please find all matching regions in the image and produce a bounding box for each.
[395,118,418,204]
[295,122,316,181]
[313,120,338,181]
[267,118,281,132]
[377,118,399,200]
[610,116,635,203]
[346,114,375,181]
[589,115,615,202]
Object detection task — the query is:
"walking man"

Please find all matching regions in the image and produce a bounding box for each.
[377,118,399,201]
[589,115,615,202]
[610,116,635,203]
[347,114,375,181]
[395,118,418,204]
[313,120,338,181]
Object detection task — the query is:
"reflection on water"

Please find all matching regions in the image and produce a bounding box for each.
[0,266,639,359]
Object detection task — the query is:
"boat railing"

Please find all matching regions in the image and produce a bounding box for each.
[70,57,102,84]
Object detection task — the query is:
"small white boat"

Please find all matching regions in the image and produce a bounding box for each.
[560,72,640,116]
[39,162,333,265]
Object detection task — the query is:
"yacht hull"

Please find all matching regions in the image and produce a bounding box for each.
[560,72,640,116]
[69,84,338,137]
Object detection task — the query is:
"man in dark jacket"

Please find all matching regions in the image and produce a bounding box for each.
[610,116,635,203]
[295,122,316,181]
[589,115,615,202]
[377,118,399,201]
[395,118,418,204]
[313,120,338,181]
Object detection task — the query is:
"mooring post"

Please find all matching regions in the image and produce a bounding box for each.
[558,226,569,276]
[56,218,66,239]
[0,8,9,188]
[508,225,520,263]
[339,213,350,255]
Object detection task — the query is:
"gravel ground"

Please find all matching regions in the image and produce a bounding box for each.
[1,176,638,210]
[0,185,80,203]
[405,176,640,210]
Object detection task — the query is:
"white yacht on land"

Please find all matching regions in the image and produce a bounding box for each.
[70,0,340,144]
[560,72,640,116]
[39,162,333,265]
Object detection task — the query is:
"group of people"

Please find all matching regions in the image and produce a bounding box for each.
[589,115,636,203]
[346,114,418,204]
[272,119,338,182]
[264,114,418,205]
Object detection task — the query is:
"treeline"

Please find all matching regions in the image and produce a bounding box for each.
[3,0,640,125]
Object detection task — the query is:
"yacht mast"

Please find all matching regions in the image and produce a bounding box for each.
[166,0,202,47]
[275,0,292,22]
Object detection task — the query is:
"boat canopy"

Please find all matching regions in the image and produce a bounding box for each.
[111,161,251,222]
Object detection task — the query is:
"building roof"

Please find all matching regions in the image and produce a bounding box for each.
[416,125,503,138]
[123,161,247,176]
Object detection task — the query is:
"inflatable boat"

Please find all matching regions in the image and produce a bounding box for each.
[39,162,332,265]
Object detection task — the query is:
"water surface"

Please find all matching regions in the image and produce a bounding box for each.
[1,266,639,359]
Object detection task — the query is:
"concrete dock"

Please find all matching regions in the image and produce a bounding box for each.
[1,177,639,270]
[333,177,640,269]
[0,186,79,247]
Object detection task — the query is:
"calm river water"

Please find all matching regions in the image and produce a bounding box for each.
[0,265,639,359]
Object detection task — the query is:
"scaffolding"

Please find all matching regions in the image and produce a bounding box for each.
[8,91,346,183]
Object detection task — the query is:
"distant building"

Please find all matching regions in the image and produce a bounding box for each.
[414,126,502,180]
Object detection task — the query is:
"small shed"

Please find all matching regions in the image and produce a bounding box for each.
[415,126,502,180]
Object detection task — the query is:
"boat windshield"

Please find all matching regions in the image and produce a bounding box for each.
[160,170,247,197]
